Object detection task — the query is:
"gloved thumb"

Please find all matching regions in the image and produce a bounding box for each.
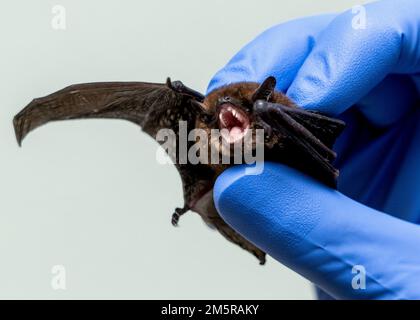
[214,162,420,299]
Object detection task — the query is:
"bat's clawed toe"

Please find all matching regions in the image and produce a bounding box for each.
[171,212,180,226]
[258,254,266,265]
[171,206,190,227]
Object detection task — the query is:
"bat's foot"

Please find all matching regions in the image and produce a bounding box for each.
[171,206,189,227]
[258,254,266,265]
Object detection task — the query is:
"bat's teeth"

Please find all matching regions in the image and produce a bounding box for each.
[219,111,227,127]
[234,111,243,122]
[218,104,250,134]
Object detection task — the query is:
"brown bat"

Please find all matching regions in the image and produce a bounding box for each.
[13,76,345,264]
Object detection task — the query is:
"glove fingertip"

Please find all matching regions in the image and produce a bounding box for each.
[213,165,248,214]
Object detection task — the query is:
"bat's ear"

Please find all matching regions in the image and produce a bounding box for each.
[252,76,276,102]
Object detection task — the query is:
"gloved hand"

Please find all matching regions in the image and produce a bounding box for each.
[208,0,420,299]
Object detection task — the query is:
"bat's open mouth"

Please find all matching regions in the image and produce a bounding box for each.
[218,104,250,144]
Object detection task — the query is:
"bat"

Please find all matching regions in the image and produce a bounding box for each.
[13,76,345,265]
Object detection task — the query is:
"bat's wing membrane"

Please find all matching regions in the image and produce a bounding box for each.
[13,79,204,146]
[254,101,345,188]
[281,107,345,149]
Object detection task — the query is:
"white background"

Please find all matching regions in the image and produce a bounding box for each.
[1,0,369,299]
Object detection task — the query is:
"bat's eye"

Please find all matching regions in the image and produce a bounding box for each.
[224,96,231,101]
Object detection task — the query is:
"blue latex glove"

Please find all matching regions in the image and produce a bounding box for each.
[208,0,420,299]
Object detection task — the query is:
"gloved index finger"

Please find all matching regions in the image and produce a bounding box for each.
[206,14,335,95]
[287,0,420,116]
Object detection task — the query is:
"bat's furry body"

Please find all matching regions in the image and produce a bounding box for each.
[13,77,345,264]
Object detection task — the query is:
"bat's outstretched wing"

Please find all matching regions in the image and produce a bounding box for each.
[13,78,215,235]
[13,78,205,146]
[255,100,345,188]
